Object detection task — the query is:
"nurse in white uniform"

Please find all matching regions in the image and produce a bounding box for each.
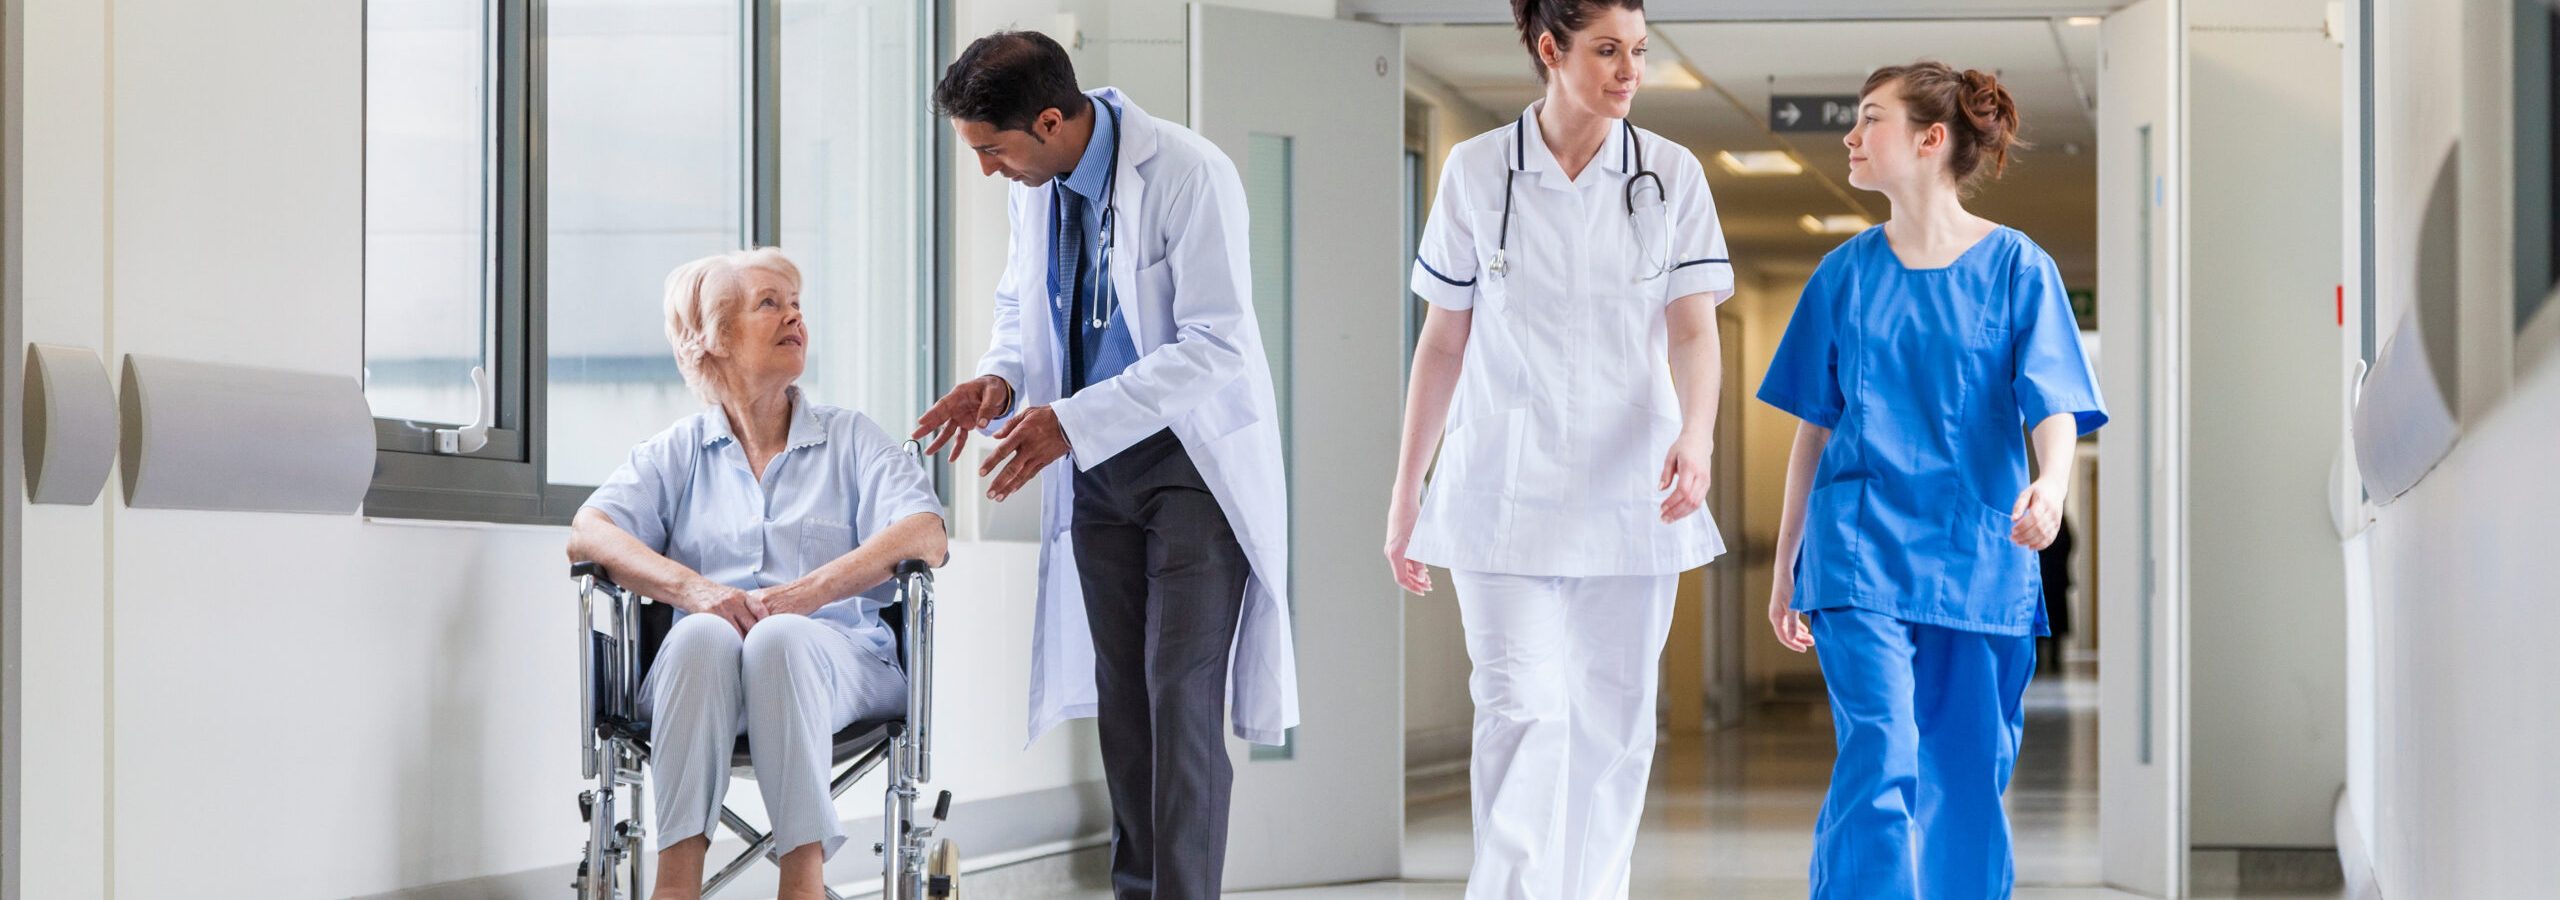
[1384,0,1732,896]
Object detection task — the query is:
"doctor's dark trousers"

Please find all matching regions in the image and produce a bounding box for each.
[1072,428,1252,900]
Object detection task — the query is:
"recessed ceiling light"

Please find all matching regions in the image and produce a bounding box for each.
[2064,15,2102,26]
[1647,59,1703,91]
[1716,150,1803,177]
[1799,214,1872,235]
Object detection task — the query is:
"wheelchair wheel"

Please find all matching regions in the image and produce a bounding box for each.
[925,837,960,898]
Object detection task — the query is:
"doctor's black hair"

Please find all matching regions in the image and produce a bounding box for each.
[1510,0,1645,82]
[933,30,1087,134]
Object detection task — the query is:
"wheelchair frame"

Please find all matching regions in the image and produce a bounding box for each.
[572,557,950,900]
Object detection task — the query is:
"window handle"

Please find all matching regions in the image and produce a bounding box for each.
[434,366,494,454]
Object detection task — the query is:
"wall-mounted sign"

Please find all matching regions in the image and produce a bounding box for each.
[1770,94,1860,132]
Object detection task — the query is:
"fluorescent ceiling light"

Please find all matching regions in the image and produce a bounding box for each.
[2064,15,2102,26]
[1716,150,1803,176]
[1799,214,1872,235]
[1647,58,1703,91]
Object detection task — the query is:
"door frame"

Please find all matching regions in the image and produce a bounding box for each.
[1380,2,2192,894]
[2,0,26,894]
[1188,4,1409,888]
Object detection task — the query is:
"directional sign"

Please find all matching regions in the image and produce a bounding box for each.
[1770,94,1861,133]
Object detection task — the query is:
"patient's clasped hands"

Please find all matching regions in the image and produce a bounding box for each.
[681,578,824,636]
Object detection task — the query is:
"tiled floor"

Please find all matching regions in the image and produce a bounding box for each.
[1027,666,2336,899]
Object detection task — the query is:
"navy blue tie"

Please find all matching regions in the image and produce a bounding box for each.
[1053,186,1086,395]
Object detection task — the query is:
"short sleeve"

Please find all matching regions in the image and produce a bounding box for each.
[848,415,947,540]
[1756,258,1848,429]
[2010,250,2108,435]
[1408,154,1480,310]
[1663,150,1735,305]
[582,441,676,553]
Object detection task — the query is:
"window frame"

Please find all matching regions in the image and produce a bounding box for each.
[2512,0,2559,363]
[362,0,557,523]
[359,0,945,525]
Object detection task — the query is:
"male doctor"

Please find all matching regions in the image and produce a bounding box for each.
[915,31,1296,899]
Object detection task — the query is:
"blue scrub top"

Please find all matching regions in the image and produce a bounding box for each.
[582,388,947,664]
[1757,226,2106,636]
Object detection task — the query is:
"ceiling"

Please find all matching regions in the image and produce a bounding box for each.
[1352,0,2131,26]
[1405,17,2106,285]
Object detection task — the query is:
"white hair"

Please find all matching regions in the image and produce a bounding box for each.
[662,247,802,402]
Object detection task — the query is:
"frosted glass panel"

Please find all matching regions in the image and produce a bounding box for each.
[1246,132,1294,761]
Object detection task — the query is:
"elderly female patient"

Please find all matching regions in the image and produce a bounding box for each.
[566,248,948,900]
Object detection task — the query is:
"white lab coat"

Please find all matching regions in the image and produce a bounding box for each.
[973,88,1298,746]
[1404,102,1737,577]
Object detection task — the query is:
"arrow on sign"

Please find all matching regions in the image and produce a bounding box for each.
[1776,102,1802,128]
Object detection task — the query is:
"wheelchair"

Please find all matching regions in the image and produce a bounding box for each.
[571,550,959,899]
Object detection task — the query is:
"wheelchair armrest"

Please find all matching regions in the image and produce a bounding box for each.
[569,560,622,592]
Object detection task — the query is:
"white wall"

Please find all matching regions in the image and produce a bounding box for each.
[2182,0,2348,849]
[2358,0,2560,894]
[15,0,1103,895]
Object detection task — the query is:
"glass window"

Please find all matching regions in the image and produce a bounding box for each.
[360,0,933,522]
[1245,132,1294,762]
[780,0,924,425]
[364,0,491,428]
[2523,1,2558,332]
[544,0,747,488]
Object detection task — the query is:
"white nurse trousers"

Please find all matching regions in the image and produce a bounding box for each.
[1451,570,1679,900]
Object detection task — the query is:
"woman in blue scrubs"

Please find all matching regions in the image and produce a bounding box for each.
[1759,62,2105,899]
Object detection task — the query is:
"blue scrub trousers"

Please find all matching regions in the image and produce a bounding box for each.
[1808,607,2037,900]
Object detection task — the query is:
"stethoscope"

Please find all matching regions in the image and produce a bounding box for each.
[1486,114,1672,283]
[1053,99,1124,330]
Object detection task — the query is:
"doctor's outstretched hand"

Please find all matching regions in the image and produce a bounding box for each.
[1657,430,1713,523]
[980,404,1071,503]
[913,375,1014,461]
[1384,497,1435,595]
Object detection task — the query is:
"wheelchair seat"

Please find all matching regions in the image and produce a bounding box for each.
[598,589,917,770]
[572,557,954,900]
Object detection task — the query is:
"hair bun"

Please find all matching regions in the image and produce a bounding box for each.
[1860,60,2030,184]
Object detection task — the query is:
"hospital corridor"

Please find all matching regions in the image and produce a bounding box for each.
[1,0,2553,898]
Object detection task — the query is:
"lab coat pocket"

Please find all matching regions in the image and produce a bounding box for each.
[800,517,855,573]
[1187,380,1260,444]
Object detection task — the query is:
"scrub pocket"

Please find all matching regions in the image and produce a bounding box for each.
[1795,480,1867,608]
[1962,502,2042,627]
